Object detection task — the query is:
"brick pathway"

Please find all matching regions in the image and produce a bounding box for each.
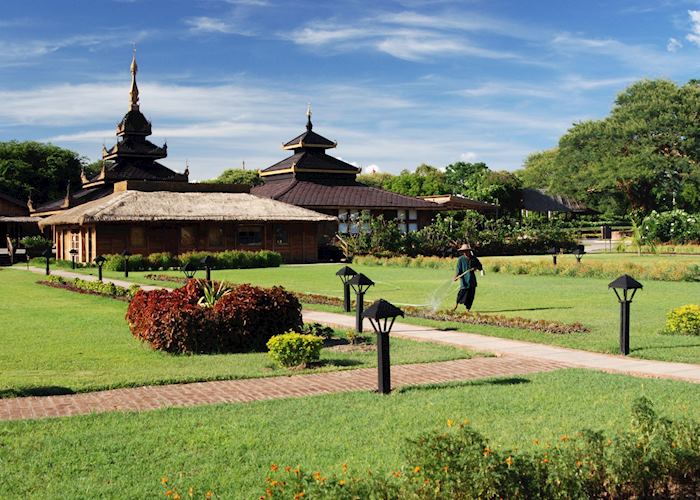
[0,356,567,421]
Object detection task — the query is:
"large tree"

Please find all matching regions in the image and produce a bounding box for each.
[0,141,86,204]
[518,79,700,216]
[444,161,521,213]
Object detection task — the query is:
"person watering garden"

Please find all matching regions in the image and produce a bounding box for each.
[452,243,483,312]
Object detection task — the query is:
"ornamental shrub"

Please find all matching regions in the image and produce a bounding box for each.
[266,332,323,368]
[43,275,139,299]
[104,249,282,272]
[663,304,700,336]
[642,209,700,244]
[126,281,302,354]
[263,397,700,499]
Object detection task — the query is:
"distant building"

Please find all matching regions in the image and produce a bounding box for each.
[32,55,335,264]
[520,188,590,218]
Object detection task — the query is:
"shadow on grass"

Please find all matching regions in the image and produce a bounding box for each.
[632,343,700,353]
[396,377,530,394]
[477,307,573,313]
[0,386,76,398]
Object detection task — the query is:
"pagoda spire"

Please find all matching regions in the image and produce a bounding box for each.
[129,47,139,111]
[306,103,312,132]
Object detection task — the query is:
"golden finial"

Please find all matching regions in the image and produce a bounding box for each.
[129,46,139,111]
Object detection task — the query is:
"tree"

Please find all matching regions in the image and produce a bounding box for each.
[519,79,700,216]
[207,168,263,187]
[357,172,393,189]
[383,164,447,196]
[0,141,85,204]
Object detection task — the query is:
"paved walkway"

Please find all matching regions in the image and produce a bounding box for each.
[0,356,566,421]
[304,310,700,384]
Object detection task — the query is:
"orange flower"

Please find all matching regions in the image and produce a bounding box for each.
[188,487,193,498]
[166,491,173,497]
[392,471,402,478]
[342,463,348,473]
[293,493,305,500]
[505,456,514,466]
[575,461,583,468]
[442,466,449,472]
[205,492,213,499]
[161,477,169,485]
[339,480,346,486]
[447,419,454,427]
[284,466,291,472]
[560,435,570,442]
[173,495,181,500]
[542,458,549,464]
[483,447,492,456]
[533,439,540,445]
[270,464,279,472]
[413,466,421,473]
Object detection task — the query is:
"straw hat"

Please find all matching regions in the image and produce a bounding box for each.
[458,243,472,251]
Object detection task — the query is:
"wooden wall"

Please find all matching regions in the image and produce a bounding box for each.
[56,221,321,264]
[0,198,27,217]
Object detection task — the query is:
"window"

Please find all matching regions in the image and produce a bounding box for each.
[397,210,407,221]
[180,226,196,247]
[274,226,289,246]
[208,226,224,247]
[349,209,360,234]
[408,222,418,232]
[338,209,349,234]
[408,209,417,220]
[130,227,145,247]
[71,232,79,250]
[239,226,262,246]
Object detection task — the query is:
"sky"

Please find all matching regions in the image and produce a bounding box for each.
[2,0,700,180]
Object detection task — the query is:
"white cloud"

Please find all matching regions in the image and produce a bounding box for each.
[460,152,477,161]
[363,164,382,174]
[686,10,700,46]
[185,16,248,35]
[286,11,522,62]
[667,37,682,52]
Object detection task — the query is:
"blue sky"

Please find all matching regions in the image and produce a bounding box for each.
[1,0,700,179]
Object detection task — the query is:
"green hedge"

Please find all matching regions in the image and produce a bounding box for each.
[102,250,282,272]
[43,275,140,299]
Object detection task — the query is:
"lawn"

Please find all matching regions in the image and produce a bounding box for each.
[0,369,698,498]
[70,261,700,364]
[0,269,472,397]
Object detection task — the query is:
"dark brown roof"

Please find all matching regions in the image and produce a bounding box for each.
[88,159,186,185]
[102,136,167,161]
[0,191,26,208]
[252,179,440,209]
[262,150,360,175]
[33,186,113,213]
[283,129,336,150]
[116,109,152,136]
[521,188,589,213]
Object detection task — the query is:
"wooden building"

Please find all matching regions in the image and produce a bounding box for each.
[38,181,334,264]
[33,55,335,264]
[251,108,448,241]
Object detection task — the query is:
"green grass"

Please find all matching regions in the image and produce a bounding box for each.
[0,269,471,397]
[0,369,698,498]
[75,262,700,364]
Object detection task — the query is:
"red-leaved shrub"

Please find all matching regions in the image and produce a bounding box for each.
[126,280,302,354]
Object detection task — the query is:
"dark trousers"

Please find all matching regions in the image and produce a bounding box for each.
[456,287,476,310]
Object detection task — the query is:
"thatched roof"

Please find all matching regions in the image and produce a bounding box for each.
[38,190,336,228]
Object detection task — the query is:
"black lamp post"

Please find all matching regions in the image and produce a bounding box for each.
[573,245,585,264]
[42,248,52,276]
[348,273,374,332]
[201,255,214,281]
[363,299,404,394]
[69,248,78,269]
[181,262,198,280]
[94,255,106,282]
[547,246,559,266]
[121,249,131,278]
[336,266,358,312]
[608,274,643,355]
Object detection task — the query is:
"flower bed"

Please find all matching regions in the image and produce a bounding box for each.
[39,275,140,300]
[126,280,302,354]
[263,397,700,499]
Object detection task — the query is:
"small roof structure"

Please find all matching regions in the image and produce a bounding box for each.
[420,194,498,214]
[521,188,589,213]
[38,190,336,228]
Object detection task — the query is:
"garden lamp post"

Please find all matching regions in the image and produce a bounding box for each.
[573,246,585,264]
[69,248,78,269]
[608,274,643,355]
[547,246,559,266]
[121,249,131,278]
[201,255,214,281]
[94,255,106,282]
[348,273,374,333]
[335,266,357,312]
[362,299,404,394]
[42,248,52,276]
[181,262,198,280]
